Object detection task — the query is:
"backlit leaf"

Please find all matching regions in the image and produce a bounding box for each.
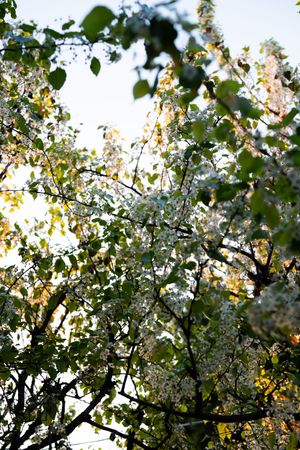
[81,6,115,41]
[48,67,66,90]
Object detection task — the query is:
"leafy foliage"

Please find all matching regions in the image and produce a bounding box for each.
[0,1,300,449]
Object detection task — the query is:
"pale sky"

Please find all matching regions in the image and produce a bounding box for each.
[11,1,300,448]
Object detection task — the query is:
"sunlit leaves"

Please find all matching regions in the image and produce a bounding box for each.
[0,2,300,450]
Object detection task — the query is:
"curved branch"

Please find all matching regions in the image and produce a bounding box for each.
[85,416,153,450]
[119,391,268,423]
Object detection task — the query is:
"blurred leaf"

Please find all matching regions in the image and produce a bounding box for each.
[161,265,179,287]
[216,80,240,98]
[81,6,115,41]
[133,79,150,99]
[251,189,265,215]
[179,64,206,89]
[192,120,205,141]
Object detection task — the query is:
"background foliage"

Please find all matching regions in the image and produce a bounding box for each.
[0,1,300,449]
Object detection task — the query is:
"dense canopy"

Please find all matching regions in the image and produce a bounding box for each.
[0,1,300,449]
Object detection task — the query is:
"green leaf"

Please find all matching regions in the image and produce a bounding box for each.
[44,185,52,195]
[90,56,101,76]
[250,229,269,240]
[161,266,179,287]
[20,23,36,33]
[16,114,28,133]
[192,300,205,315]
[35,138,44,150]
[81,6,115,41]
[264,136,285,149]
[62,19,75,30]
[216,182,245,202]
[48,67,66,90]
[251,190,279,227]
[68,254,78,270]
[287,432,298,450]
[214,119,234,141]
[141,251,154,268]
[198,189,211,206]
[280,108,299,128]
[238,149,263,175]
[133,80,150,99]
[20,287,28,297]
[216,80,240,98]
[206,248,229,264]
[41,411,52,426]
[264,204,280,228]
[44,27,63,39]
[290,133,300,145]
[287,149,300,166]
[192,120,205,141]
[39,259,51,270]
[237,97,262,119]
[181,261,197,271]
[3,44,22,62]
[55,257,65,273]
[251,189,265,215]
[179,64,206,89]
[0,368,11,381]
[150,17,177,47]
[48,294,59,310]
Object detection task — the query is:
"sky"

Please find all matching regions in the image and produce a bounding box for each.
[10,1,300,448]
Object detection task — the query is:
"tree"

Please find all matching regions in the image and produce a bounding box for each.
[0,0,300,448]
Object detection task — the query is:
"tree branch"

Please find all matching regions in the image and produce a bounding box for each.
[85,416,153,450]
